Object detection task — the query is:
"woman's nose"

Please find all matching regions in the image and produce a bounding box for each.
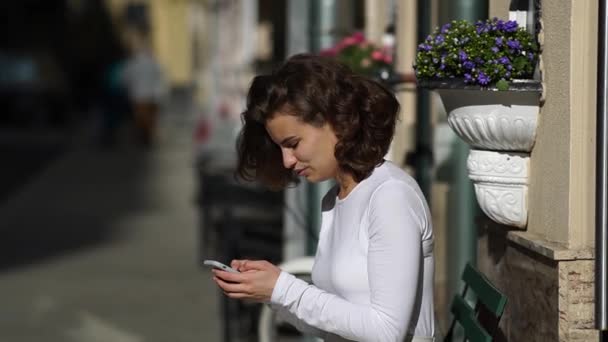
[282,149,297,169]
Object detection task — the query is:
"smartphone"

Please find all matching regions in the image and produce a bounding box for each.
[203,260,240,273]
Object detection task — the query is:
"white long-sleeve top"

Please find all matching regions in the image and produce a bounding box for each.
[270,161,435,341]
[122,50,166,102]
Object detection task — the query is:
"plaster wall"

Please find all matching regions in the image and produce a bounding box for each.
[492,1,597,248]
[392,0,417,166]
[150,0,193,86]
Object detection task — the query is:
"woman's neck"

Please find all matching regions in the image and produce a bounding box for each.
[336,172,357,200]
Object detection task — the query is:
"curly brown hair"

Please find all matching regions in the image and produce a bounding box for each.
[236,54,400,189]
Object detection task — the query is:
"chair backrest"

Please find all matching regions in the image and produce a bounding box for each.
[449,296,492,342]
[444,262,508,342]
[461,263,507,318]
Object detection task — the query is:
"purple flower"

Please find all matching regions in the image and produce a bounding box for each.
[507,39,521,50]
[458,50,468,62]
[435,34,445,44]
[477,71,490,85]
[491,47,499,53]
[426,35,433,42]
[439,64,446,70]
[527,52,535,61]
[506,64,513,70]
[418,43,432,52]
[441,23,451,34]
[463,60,475,70]
[498,56,510,64]
[476,22,490,34]
[505,71,512,78]
[464,73,473,83]
[474,57,485,65]
[495,20,505,31]
[495,37,503,46]
[503,20,518,32]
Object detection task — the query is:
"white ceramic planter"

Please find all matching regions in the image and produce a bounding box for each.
[420,79,542,228]
[436,88,539,152]
[467,149,529,228]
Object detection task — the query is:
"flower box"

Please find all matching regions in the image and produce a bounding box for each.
[420,78,542,152]
[421,78,541,228]
[415,18,541,228]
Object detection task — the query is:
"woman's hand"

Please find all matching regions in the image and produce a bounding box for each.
[212,259,281,303]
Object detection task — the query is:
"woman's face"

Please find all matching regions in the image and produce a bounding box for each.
[265,112,339,182]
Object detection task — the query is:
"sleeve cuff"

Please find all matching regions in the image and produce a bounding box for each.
[270,270,296,306]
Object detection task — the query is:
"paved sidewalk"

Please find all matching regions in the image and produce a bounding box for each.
[0,106,222,341]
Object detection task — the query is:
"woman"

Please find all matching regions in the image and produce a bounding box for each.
[212,54,435,342]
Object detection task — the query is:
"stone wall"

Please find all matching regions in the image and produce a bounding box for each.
[477,222,598,341]
[559,261,597,341]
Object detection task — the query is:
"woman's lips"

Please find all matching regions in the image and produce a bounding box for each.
[296,167,309,176]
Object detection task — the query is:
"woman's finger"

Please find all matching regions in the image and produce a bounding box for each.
[214,276,249,293]
[239,260,269,271]
[224,292,250,299]
[213,269,246,283]
[231,259,247,270]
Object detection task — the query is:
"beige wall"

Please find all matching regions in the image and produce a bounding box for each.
[104,0,194,87]
[489,0,509,19]
[393,0,417,166]
[365,0,390,44]
[528,0,597,248]
[150,0,193,86]
[528,1,573,244]
[493,1,597,249]
[566,1,597,248]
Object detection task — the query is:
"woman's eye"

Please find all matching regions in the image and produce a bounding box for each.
[289,141,299,149]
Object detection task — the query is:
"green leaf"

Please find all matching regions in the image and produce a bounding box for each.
[513,56,528,70]
[496,79,509,91]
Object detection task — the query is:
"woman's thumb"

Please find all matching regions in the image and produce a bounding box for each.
[231,259,243,270]
[241,260,267,271]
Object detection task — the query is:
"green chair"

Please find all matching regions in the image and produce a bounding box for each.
[444,263,508,342]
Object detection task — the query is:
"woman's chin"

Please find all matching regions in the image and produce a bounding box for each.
[300,173,315,182]
[304,174,331,183]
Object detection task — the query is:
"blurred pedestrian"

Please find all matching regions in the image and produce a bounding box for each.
[211,54,436,341]
[100,52,131,147]
[122,46,166,146]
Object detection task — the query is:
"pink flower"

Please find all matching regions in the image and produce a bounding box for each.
[383,55,393,64]
[338,32,366,48]
[371,50,385,61]
[340,37,358,48]
[350,32,365,44]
